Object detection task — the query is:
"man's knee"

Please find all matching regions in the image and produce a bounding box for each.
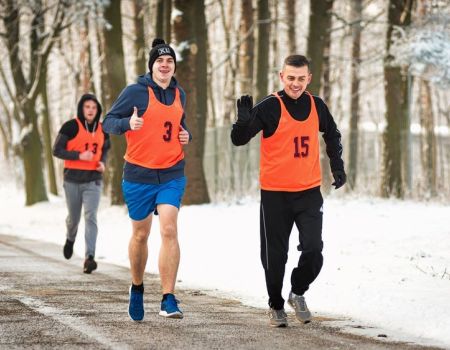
[132,227,150,243]
[160,223,177,241]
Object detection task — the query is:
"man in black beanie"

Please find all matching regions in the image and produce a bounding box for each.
[103,38,191,322]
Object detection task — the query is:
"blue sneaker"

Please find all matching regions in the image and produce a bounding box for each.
[128,286,144,321]
[159,294,183,318]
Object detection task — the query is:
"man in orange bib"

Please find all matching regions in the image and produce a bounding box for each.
[53,94,110,274]
[103,39,190,321]
[231,55,346,327]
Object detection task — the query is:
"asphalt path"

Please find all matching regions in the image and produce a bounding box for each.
[0,234,442,350]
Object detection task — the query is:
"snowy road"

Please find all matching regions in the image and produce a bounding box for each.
[0,234,441,350]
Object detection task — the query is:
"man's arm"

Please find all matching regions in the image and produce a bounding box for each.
[52,120,79,160]
[102,86,138,135]
[316,97,346,188]
[316,97,344,171]
[100,132,111,163]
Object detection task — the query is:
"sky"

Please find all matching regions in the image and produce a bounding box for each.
[1,173,449,348]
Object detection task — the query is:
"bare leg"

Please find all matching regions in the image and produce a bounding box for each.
[157,204,180,294]
[129,214,152,285]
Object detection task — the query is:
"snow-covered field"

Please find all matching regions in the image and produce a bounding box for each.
[1,177,449,348]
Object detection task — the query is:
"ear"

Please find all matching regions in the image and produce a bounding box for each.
[307,73,312,84]
[279,71,284,81]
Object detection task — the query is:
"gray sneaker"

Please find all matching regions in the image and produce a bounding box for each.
[287,291,312,323]
[268,308,288,327]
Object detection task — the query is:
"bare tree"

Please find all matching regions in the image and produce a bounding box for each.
[132,0,147,75]
[38,64,58,195]
[347,0,363,189]
[155,0,172,42]
[255,0,271,103]
[239,0,254,95]
[416,0,437,196]
[102,0,127,204]
[286,0,296,53]
[173,0,210,204]
[307,0,334,95]
[0,0,70,205]
[381,0,413,198]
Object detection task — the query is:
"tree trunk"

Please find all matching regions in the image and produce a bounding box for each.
[79,18,94,97]
[132,0,147,75]
[286,0,296,53]
[347,0,362,190]
[306,0,334,95]
[308,0,334,192]
[3,0,49,205]
[103,0,127,205]
[419,80,437,196]
[239,0,254,96]
[380,0,413,198]
[255,0,271,103]
[156,0,172,42]
[22,102,48,205]
[173,0,210,204]
[39,65,58,195]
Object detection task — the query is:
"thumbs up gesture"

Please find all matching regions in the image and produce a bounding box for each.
[179,125,189,145]
[129,107,143,131]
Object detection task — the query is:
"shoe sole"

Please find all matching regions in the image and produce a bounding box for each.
[159,311,183,319]
[287,300,312,324]
[270,322,288,328]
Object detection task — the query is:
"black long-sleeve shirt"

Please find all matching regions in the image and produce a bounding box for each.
[53,119,110,183]
[231,90,344,172]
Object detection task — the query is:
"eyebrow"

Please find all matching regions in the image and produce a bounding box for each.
[287,75,307,79]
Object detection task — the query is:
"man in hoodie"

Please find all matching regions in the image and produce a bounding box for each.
[103,39,190,321]
[53,94,110,274]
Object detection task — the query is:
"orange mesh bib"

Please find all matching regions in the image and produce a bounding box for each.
[64,118,105,170]
[124,87,184,169]
[260,92,321,191]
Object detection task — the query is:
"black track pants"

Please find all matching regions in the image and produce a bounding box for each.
[260,188,324,310]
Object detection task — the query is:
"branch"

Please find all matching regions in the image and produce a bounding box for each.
[0,63,24,123]
[28,1,69,102]
[209,18,273,74]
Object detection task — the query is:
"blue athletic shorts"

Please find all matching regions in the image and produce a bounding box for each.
[122,177,186,221]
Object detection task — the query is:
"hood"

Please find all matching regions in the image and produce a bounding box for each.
[77,94,102,130]
[136,73,179,90]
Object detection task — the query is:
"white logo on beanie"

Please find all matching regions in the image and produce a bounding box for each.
[158,47,171,55]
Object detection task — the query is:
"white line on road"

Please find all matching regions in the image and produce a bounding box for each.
[17,296,129,350]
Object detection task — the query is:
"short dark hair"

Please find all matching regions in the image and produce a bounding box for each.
[283,55,310,70]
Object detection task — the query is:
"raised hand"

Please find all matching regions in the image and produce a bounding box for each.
[129,106,143,130]
[179,125,189,145]
[236,95,253,125]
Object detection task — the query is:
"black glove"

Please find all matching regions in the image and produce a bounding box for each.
[236,95,253,125]
[332,170,347,189]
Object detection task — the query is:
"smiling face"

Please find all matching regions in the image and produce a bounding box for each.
[83,100,98,124]
[152,55,175,87]
[279,64,312,100]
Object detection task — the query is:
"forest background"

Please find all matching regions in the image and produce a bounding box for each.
[0,0,449,205]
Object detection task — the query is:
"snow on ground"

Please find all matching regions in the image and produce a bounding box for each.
[0,179,449,348]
